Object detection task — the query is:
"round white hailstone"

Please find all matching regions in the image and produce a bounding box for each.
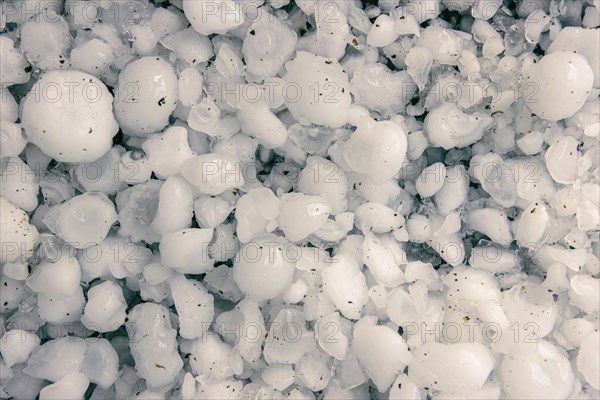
[577,331,600,390]
[297,157,348,215]
[322,254,369,320]
[0,37,30,86]
[80,280,127,332]
[38,372,89,400]
[514,201,551,246]
[235,188,280,243]
[316,312,349,360]
[544,136,579,184]
[568,274,600,315]
[194,196,233,229]
[261,364,296,391]
[181,154,244,195]
[0,157,39,212]
[263,308,316,365]
[283,52,351,128]
[416,26,463,65]
[37,287,85,323]
[424,102,494,149]
[415,162,446,198]
[503,282,557,339]
[546,27,600,87]
[242,12,298,82]
[54,192,117,249]
[116,180,163,243]
[433,165,469,215]
[24,337,88,382]
[0,330,40,368]
[409,342,495,394]
[352,319,411,392]
[81,338,119,389]
[169,274,214,340]
[367,14,399,47]
[27,251,82,298]
[142,126,197,179]
[183,0,243,35]
[127,303,183,391]
[113,57,178,136]
[523,51,594,121]
[149,174,194,237]
[74,146,127,194]
[500,340,574,400]
[277,193,331,242]
[159,228,214,274]
[355,202,404,233]
[343,119,408,184]
[19,11,71,70]
[464,207,513,246]
[232,234,296,301]
[178,67,203,107]
[236,95,288,149]
[188,333,243,379]
[21,70,118,163]
[70,39,114,76]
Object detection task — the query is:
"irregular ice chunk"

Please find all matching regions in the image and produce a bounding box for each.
[183,0,243,35]
[0,157,39,212]
[81,339,119,389]
[235,188,280,243]
[544,136,579,184]
[263,308,315,364]
[169,274,214,340]
[322,254,369,320]
[27,251,81,298]
[577,331,600,390]
[424,102,493,149]
[160,228,214,274]
[188,332,243,379]
[0,330,40,368]
[149,175,194,236]
[39,372,89,400]
[80,280,127,333]
[182,154,244,195]
[278,193,331,242]
[24,337,87,382]
[142,127,197,179]
[416,26,463,65]
[297,157,348,215]
[464,207,513,246]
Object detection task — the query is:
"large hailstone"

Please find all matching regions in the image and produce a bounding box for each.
[113,56,178,136]
[283,51,352,128]
[21,70,118,162]
[523,51,594,121]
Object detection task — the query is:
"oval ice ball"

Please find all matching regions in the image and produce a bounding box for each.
[523,51,594,121]
[343,118,408,184]
[232,234,296,301]
[283,51,351,128]
[183,0,243,35]
[54,192,117,249]
[114,56,178,136]
[21,70,118,162]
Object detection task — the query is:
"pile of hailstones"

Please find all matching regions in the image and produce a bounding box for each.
[1,0,599,399]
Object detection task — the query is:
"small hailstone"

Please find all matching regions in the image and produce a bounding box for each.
[297,157,348,215]
[352,318,410,392]
[415,162,446,198]
[545,136,579,184]
[188,333,243,380]
[150,174,194,236]
[499,340,574,399]
[80,280,127,333]
[74,146,127,194]
[193,196,233,229]
[514,201,551,247]
[183,0,243,35]
[169,274,214,340]
[523,51,594,121]
[114,57,178,136]
[433,165,469,215]
[262,364,296,391]
[181,154,244,195]
[81,338,119,389]
[235,188,280,243]
[464,207,513,246]
[424,102,493,149]
[0,37,30,86]
[367,14,399,47]
[577,332,600,390]
[278,193,331,242]
[160,28,213,66]
[38,372,89,400]
[27,251,81,298]
[355,202,404,233]
[416,26,463,65]
[517,130,545,154]
[283,52,352,128]
[53,192,117,249]
[232,234,296,301]
[263,308,316,364]
[322,254,369,320]
[316,312,349,361]
[70,39,114,76]
[236,94,288,149]
[0,330,40,368]
[24,337,88,382]
[178,68,204,107]
[469,244,519,273]
[142,126,197,179]
[22,70,118,162]
[159,228,214,274]
[0,157,39,212]
[0,121,27,159]
[37,287,85,323]
[127,303,183,391]
[343,118,408,184]
[503,282,557,339]
[409,342,495,394]
[19,11,71,70]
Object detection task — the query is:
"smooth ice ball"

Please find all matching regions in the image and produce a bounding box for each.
[21,70,118,162]
[233,234,296,301]
[523,51,594,121]
[0,197,39,263]
[343,118,408,184]
[54,192,117,249]
[114,56,178,136]
[183,0,243,35]
[283,51,352,128]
